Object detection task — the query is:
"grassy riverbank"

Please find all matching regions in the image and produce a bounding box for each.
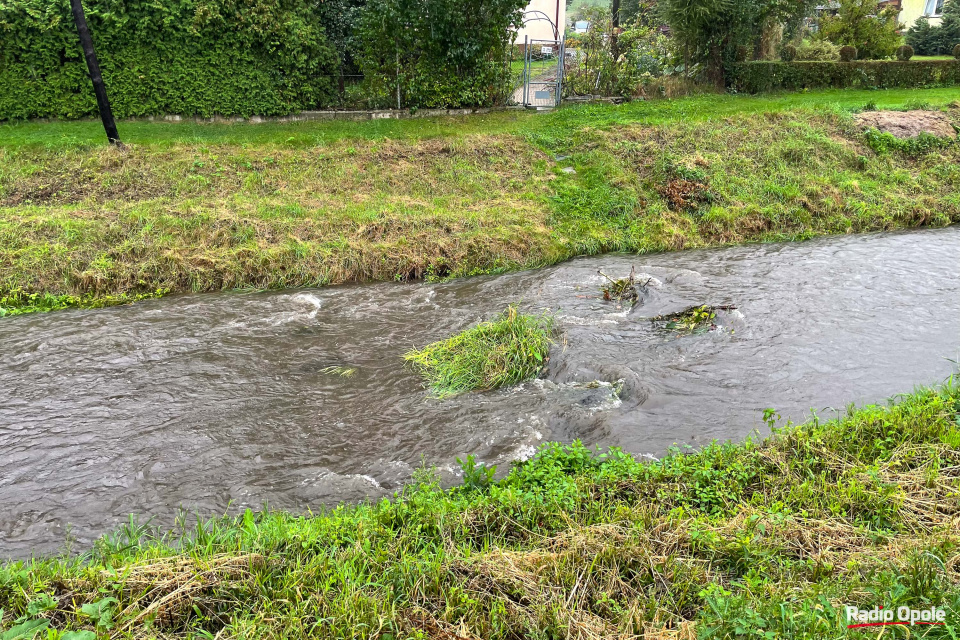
[1,383,958,638]
[1,88,959,313]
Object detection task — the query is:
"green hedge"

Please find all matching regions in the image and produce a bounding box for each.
[0,0,339,120]
[730,60,960,93]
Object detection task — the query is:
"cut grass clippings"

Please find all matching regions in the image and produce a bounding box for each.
[1,382,959,638]
[1,88,959,315]
[404,305,554,397]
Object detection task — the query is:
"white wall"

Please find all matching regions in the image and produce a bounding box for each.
[516,0,566,43]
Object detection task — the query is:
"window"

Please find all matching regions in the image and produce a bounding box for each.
[924,0,945,15]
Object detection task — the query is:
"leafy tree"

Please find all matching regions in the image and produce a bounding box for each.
[356,0,526,108]
[619,0,659,25]
[906,0,960,55]
[660,0,817,85]
[817,0,902,59]
[315,0,367,75]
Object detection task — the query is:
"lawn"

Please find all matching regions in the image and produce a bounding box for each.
[1,87,959,313]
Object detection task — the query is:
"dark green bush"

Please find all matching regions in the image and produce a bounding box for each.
[730,60,960,93]
[839,45,858,61]
[896,44,914,60]
[0,0,339,120]
[955,43,960,59]
[781,44,798,61]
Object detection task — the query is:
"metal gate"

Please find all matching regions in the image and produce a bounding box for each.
[521,36,565,109]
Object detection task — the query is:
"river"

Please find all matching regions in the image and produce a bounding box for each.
[1,227,958,558]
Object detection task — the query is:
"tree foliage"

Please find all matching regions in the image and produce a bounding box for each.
[356,0,526,108]
[660,0,818,84]
[816,0,902,60]
[906,0,960,56]
[314,0,367,75]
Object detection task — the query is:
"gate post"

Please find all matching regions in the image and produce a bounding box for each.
[522,36,529,107]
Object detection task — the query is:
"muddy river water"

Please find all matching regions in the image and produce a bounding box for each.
[1,228,958,558]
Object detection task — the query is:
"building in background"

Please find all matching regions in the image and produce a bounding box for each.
[897,0,947,28]
[516,0,566,43]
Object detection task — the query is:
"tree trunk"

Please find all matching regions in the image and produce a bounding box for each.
[611,0,621,59]
[70,0,120,145]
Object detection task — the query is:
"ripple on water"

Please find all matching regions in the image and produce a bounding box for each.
[1,228,959,557]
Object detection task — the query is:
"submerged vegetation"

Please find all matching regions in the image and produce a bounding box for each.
[1,383,958,638]
[404,305,555,397]
[598,267,647,308]
[655,305,731,334]
[1,88,959,315]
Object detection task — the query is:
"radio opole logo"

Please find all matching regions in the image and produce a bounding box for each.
[846,605,947,629]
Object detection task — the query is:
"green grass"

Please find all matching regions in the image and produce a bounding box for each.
[4,88,960,149]
[0,288,166,317]
[2,382,959,638]
[1,87,959,314]
[404,305,555,397]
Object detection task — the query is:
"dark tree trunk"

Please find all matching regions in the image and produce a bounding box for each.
[70,0,121,145]
[611,0,621,59]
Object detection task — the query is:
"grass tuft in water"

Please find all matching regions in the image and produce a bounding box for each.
[404,305,554,397]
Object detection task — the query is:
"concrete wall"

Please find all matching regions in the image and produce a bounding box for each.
[900,0,945,29]
[516,0,566,43]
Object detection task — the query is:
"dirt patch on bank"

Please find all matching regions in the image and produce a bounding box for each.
[853,110,957,139]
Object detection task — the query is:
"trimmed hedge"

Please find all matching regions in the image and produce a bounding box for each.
[0,0,339,120]
[730,60,960,93]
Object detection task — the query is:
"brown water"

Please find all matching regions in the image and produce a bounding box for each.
[1,228,958,558]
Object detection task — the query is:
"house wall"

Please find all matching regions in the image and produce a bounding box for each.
[899,0,945,29]
[516,0,566,43]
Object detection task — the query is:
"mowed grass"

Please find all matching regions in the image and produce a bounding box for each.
[1,88,959,310]
[404,305,555,398]
[1,383,959,638]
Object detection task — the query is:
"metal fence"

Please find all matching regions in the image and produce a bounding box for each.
[519,36,565,108]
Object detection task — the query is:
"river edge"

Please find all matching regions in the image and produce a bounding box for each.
[1,383,958,638]
[2,89,959,316]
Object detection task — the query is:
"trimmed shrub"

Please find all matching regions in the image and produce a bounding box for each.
[781,44,798,61]
[896,45,914,61]
[839,45,858,61]
[730,60,960,93]
[0,0,339,120]
[796,41,840,61]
